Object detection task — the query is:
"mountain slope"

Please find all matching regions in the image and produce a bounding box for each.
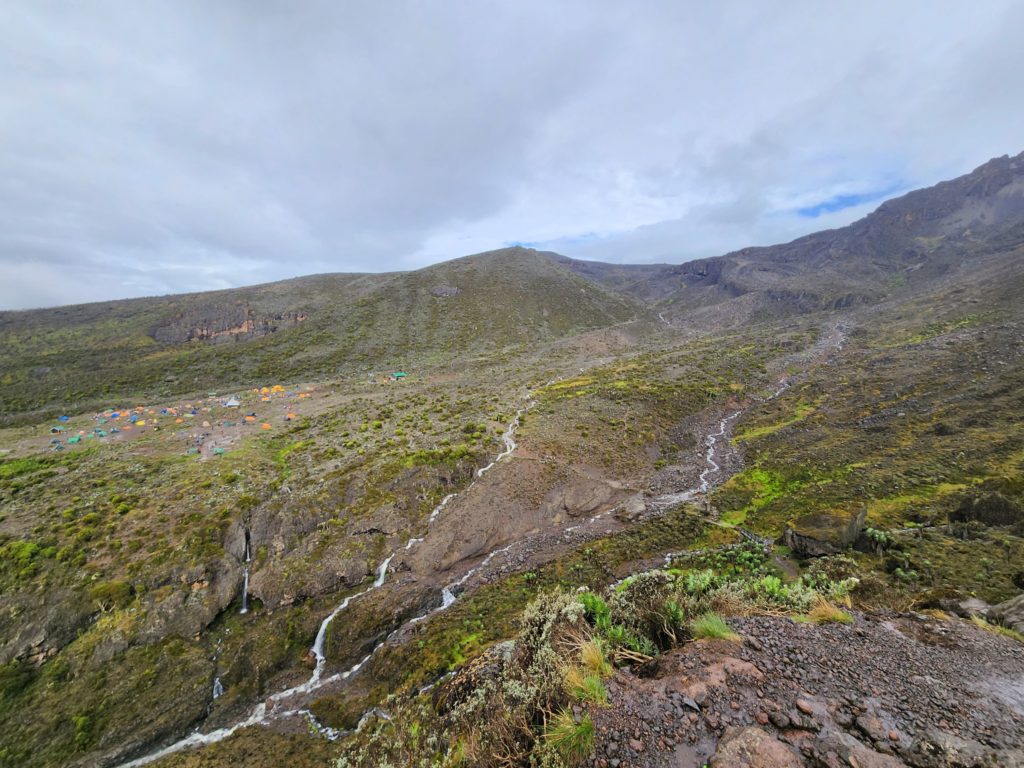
[553,151,1024,322]
[0,248,640,424]
[1,154,1024,768]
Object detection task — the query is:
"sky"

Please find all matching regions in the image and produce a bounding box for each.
[2,1,1023,309]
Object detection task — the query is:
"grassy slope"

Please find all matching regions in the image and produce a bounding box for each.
[1,157,1023,765]
[0,248,640,425]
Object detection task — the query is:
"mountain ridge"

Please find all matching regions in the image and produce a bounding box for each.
[1,151,1023,768]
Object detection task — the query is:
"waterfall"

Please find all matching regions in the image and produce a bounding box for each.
[240,568,249,614]
[311,555,394,665]
[212,677,224,699]
[117,398,534,767]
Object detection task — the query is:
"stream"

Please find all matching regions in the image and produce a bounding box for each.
[118,400,535,767]
[119,346,824,766]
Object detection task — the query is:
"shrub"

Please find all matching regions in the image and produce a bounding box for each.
[88,580,133,611]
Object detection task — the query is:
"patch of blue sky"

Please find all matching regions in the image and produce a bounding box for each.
[504,232,603,249]
[797,184,904,218]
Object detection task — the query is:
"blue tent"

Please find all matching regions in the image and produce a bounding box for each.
[58,415,70,422]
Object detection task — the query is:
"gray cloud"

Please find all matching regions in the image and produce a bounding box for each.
[1,1,1022,308]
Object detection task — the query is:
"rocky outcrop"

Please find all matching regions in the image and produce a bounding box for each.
[783,507,866,557]
[135,557,241,644]
[950,491,1024,526]
[987,591,1024,634]
[0,588,93,665]
[250,553,368,610]
[150,304,307,344]
[583,611,1024,767]
[709,726,802,767]
[541,479,617,521]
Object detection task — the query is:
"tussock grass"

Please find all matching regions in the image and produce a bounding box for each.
[544,709,594,766]
[579,638,612,678]
[689,612,741,641]
[807,598,854,625]
[564,667,608,705]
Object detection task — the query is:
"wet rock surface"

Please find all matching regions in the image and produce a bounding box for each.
[585,613,1024,767]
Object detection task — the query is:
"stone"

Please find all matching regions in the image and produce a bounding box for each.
[812,727,904,768]
[855,714,890,744]
[709,727,803,767]
[615,493,647,522]
[782,507,866,557]
[987,591,1024,634]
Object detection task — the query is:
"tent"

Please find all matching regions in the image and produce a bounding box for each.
[392,372,407,380]
[58,415,70,422]
[224,396,241,407]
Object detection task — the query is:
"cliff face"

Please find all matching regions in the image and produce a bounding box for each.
[150,305,308,343]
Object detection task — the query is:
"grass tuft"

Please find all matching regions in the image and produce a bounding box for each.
[564,666,609,705]
[689,612,741,641]
[579,638,612,678]
[806,598,854,625]
[544,709,594,766]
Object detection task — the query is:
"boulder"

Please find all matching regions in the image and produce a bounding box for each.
[950,491,1023,526]
[541,479,614,520]
[987,592,1024,634]
[904,728,1022,767]
[709,726,803,767]
[615,493,647,522]
[783,507,867,557]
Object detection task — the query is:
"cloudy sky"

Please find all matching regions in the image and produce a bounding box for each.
[2,1,1023,309]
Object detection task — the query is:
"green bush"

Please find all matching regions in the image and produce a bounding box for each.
[88,580,133,611]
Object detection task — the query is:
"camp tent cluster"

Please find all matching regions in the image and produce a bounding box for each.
[45,384,316,455]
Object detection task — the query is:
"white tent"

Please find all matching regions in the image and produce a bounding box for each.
[224,396,241,407]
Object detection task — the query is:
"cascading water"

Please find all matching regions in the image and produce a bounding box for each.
[239,568,249,614]
[239,530,252,614]
[212,677,224,700]
[119,398,536,767]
